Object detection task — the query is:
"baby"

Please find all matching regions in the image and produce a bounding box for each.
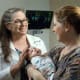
[27,47,55,80]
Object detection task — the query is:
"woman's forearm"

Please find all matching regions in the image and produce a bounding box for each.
[27,65,46,80]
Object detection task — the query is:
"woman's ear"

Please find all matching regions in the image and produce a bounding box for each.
[64,23,71,32]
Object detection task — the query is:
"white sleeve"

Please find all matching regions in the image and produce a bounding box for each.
[0,67,13,80]
[0,55,13,80]
[38,38,47,54]
[33,37,47,54]
[27,34,47,54]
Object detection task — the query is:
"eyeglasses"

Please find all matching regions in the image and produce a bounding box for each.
[7,19,28,25]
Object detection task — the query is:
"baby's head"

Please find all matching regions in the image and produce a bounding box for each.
[28,47,42,59]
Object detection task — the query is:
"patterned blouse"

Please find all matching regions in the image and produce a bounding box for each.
[48,46,80,80]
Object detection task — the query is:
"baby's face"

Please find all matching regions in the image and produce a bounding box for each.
[28,47,41,59]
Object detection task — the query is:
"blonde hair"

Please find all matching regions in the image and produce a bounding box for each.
[54,6,80,34]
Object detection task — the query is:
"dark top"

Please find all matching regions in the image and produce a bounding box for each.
[48,46,80,80]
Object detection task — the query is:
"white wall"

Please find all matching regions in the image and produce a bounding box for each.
[0,0,50,18]
[50,0,80,11]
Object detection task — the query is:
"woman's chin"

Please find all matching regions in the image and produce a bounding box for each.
[20,30,27,34]
[57,37,61,42]
[19,32,27,35]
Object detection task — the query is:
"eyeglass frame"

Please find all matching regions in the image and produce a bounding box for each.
[6,18,29,25]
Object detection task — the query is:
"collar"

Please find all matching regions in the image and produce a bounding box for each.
[9,34,32,51]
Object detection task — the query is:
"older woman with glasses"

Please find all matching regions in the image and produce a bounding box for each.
[0,8,47,80]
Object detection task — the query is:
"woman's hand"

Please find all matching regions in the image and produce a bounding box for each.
[10,48,28,77]
[19,48,28,66]
[27,64,46,80]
